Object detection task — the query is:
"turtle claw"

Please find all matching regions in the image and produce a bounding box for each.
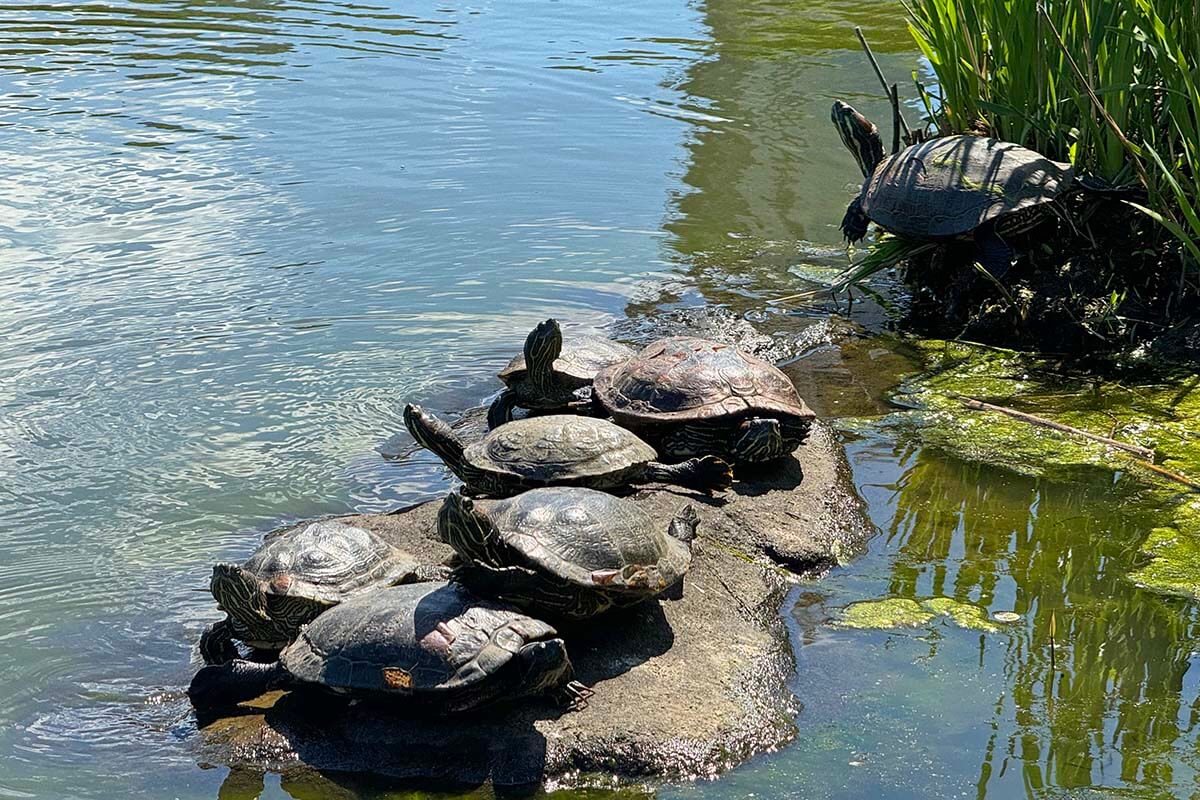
[562,680,595,711]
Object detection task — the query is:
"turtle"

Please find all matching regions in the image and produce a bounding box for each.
[198,519,437,665]
[591,337,816,464]
[488,318,635,429]
[438,488,697,620]
[831,99,1075,273]
[188,580,588,714]
[403,405,733,496]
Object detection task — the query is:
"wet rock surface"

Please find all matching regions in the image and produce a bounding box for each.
[192,425,869,790]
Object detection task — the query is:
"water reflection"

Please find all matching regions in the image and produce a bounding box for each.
[0,1,713,797]
[885,450,1200,793]
[655,0,918,302]
[0,1,458,80]
[767,441,1200,799]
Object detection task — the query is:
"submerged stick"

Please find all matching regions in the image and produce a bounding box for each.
[954,394,1156,460]
[854,27,911,139]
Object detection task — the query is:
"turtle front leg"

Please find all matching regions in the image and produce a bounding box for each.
[559,680,595,711]
[198,618,240,666]
[974,227,1015,279]
[840,196,870,243]
[731,417,788,463]
[643,456,733,494]
[486,390,521,430]
[666,504,700,543]
[562,387,602,417]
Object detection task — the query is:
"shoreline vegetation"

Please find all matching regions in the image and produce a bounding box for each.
[833,0,1200,357]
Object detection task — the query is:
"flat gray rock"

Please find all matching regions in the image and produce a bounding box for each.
[192,423,868,791]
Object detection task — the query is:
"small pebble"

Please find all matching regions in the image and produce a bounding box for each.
[993,611,1022,623]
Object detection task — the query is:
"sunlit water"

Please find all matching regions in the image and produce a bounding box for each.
[2,1,1195,798]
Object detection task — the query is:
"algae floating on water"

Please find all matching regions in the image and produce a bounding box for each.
[837,598,935,629]
[837,596,997,632]
[920,597,999,633]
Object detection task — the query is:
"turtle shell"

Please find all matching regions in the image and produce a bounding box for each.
[281,581,562,699]
[861,135,1074,238]
[498,335,635,386]
[593,337,815,425]
[483,488,690,590]
[465,415,656,481]
[247,520,417,603]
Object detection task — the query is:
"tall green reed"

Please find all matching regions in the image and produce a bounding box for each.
[903,0,1200,271]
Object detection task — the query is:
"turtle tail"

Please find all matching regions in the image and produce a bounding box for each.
[840,197,870,243]
[188,659,286,711]
[645,455,733,494]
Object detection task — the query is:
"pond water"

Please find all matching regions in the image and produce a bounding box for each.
[2,1,1196,798]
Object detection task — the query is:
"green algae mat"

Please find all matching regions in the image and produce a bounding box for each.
[867,339,1200,601]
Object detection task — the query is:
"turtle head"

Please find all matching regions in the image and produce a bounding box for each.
[437,490,500,564]
[516,636,575,699]
[832,100,885,180]
[210,563,269,622]
[523,319,563,394]
[732,416,788,463]
[403,404,468,476]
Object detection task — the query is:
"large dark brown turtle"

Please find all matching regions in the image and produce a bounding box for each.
[592,337,815,464]
[831,100,1074,272]
[403,405,732,496]
[188,581,587,714]
[488,318,635,429]
[438,488,697,620]
[199,520,431,665]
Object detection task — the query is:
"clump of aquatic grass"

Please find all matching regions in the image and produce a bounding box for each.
[833,235,935,292]
[903,0,1200,279]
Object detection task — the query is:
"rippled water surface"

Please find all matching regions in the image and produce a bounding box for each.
[4,1,1196,798]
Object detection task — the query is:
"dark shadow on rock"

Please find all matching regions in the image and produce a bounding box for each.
[732,456,805,496]
[558,600,675,687]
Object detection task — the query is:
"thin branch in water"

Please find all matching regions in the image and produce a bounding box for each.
[953,394,1156,459]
